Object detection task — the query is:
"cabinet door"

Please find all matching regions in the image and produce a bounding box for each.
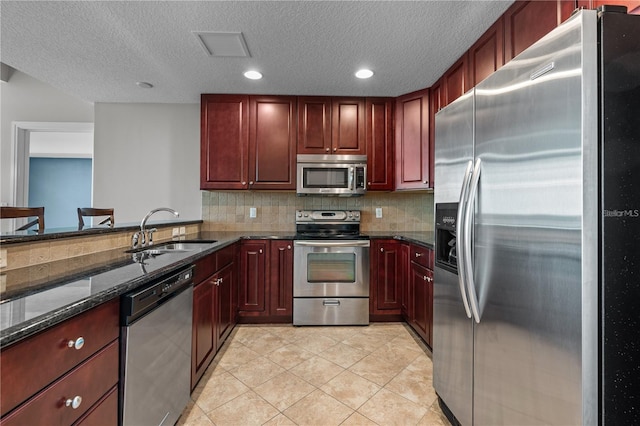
[443,54,470,107]
[249,96,297,189]
[504,0,575,62]
[410,262,430,344]
[373,240,402,313]
[469,17,505,87]
[297,96,332,154]
[366,98,394,191]
[239,241,267,312]
[399,243,411,318]
[269,240,294,317]
[216,262,235,348]
[192,277,215,388]
[428,82,443,189]
[331,98,366,154]
[200,94,249,189]
[395,89,430,190]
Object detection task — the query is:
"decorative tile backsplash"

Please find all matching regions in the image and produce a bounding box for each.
[201,191,434,233]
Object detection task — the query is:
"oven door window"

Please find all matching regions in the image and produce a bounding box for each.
[303,167,349,189]
[306,252,355,283]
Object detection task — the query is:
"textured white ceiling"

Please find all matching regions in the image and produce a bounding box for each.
[1,1,515,104]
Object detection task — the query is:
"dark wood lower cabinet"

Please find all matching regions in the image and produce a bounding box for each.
[410,262,433,347]
[269,240,294,319]
[191,246,238,390]
[238,239,293,322]
[370,240,405,320]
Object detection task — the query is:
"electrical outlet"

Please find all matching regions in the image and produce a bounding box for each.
[172,227,180,237]
[179,226,186,235]
[249,207,257,218]
[376,208,383,218]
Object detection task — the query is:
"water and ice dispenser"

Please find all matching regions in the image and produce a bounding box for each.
[435,203,459,273]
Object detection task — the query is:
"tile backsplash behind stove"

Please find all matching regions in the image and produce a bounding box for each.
[201,191,434,233]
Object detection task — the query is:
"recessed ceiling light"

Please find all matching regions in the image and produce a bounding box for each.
[244,70,263,80]
[136,81,153,88]
[355,69,374,79]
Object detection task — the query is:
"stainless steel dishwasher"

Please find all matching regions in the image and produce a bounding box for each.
[120,266,194,426]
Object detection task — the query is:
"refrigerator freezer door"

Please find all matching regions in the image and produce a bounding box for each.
[433,91,474,426]
[472,11,598,425]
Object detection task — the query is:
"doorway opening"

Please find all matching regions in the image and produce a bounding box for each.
[12,122,94,230]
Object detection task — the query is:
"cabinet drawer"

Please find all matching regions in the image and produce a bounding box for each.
[0,299,119,417]
[1,340,119,426]
[411,245,433,269]
[74,385,118,426]
[216,244,236,269]
[193,252,216,284]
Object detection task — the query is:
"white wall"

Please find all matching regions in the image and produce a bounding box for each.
[93,103,201,223]
[0,70,94,205]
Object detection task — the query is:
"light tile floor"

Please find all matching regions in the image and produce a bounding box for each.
[179,323,451,426]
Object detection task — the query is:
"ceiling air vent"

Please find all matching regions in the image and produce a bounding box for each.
[193,31,251,57]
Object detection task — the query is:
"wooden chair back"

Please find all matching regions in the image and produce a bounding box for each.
[0,207,45,233]
[77,208,114,229]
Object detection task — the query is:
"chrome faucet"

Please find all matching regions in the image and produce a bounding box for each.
[132,207,179,249]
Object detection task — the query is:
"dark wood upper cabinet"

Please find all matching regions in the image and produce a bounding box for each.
[443,54,470,107]
[365,98,394,191]
[200,94,249,190]
[428,82,442,189]
[297,96,332,154]
[504,0,576,62]
[469,17,505,87]
[298,96,365,155]
[331,98,366,154]
[249,96,297,190]
[395,89,430,190]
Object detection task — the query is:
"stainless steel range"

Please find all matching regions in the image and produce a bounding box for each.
[293,210,370,325]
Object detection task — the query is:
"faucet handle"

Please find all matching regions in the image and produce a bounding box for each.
[131,231,141,249]
[147,228,157,246]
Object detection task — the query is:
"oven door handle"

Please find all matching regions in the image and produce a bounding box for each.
[294,240,370,247]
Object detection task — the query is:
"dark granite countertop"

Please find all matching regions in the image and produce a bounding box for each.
[0,230,431,348]
[0,219,203,245]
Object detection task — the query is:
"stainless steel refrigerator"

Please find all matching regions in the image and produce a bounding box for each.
[433,7,640,426]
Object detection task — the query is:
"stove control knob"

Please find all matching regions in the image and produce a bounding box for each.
[297,212,302,217]
[304,213,309,217]
[348,213,353,218]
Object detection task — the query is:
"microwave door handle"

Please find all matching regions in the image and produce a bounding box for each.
[349,167,354,191]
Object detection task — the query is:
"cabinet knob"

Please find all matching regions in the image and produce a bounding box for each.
[216,278,223,286]
[249,181,254,185]
[423,275,428,281]
[423,180,428,184]
[259,249,263,254]
[67,337,85,350]
[415,252,422,258]
[333,148,337,152]
[287,245,291,250]
[65,396,82,409]
[427,277,433,283]
[368,182,371,185]
[325,148,330,152]
[242,181,247,185]
[380,247,384,252]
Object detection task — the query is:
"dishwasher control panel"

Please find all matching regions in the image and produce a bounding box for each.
[121,266,193,325]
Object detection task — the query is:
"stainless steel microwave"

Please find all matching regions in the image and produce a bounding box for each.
[296,154,367,196]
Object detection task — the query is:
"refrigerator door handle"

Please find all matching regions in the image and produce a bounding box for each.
[457,160,474,318]
[464,157,482,323]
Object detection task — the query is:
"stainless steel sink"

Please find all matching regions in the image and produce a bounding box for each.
[126,241,217,255]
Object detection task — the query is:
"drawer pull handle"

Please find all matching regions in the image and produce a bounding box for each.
[415,252,422,257]
[323,300,340,306]
[67,337,84,350]
[65,396,82,409]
